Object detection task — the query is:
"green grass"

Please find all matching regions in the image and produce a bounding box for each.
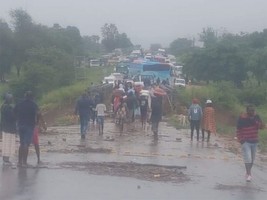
[39,66,113,111]
[216,123,236,136]
[0,83,10,104]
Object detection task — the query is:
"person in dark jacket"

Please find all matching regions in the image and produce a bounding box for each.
[1,93,16,165]
[75,93,93,139]
[14,91,39,167]
[126,91,137,123]
[150,95,162,140]
[236,105,264,182]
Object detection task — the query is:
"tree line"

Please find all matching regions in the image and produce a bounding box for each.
[168,27,267,88]
[0,9,133,99]
[1,9,267,100]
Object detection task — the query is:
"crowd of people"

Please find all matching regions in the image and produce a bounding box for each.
[75,80,165,140]
[0,88,265,182]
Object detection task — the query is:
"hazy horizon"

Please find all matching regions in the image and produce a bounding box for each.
[1,0,267,48]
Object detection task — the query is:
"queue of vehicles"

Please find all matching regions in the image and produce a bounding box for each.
[100,48,186,88]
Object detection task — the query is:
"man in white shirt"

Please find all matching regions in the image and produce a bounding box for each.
[95,101,107,135]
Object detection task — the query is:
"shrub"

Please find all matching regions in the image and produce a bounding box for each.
[238,85,267,106]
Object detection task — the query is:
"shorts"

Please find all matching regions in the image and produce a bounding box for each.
[97,116,105,125]
[32,126,39,145]
[241,142,257,163]
[18,125,35,146]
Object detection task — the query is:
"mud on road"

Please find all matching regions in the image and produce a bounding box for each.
[59,161,189,183]
[34,119,267,185]
[36,120,193,183]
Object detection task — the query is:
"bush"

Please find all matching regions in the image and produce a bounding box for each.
[177,81,240,112]
[39,66,113,110]
[238,85,267,106]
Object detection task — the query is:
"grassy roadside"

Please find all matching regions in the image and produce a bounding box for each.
[39,66,113,112]
[170,83,267,151]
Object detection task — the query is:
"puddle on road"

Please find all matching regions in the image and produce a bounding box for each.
[59,161,190,184]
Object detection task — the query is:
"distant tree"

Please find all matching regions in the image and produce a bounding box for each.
[199,27,218,48]
[115,33,133,49]
[101,23,119,52]
[90,35,100,43]
[184,41,247,87]
[169,38,193,56]
[10,9,34,77]
[101,23,133,52]
[0,19,14,82]
[247,48,267,86]
[82,35,103,57]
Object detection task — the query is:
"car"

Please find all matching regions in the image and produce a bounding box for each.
[174,78,186,87]
[102,76,115,85]
[90,59,101,67]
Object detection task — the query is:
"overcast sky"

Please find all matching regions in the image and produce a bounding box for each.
[1,0,267,48]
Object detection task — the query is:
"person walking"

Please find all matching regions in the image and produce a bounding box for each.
[236,105,264,182]
[75,93,93,139]
[150,94,163,140]
[188,98,203,141]
[1,93,17,165]
[139,94,149,128]
[95,99,107,135]
[126,91,137,123]
[14,91,39,167]
[201,99,216,142]
[116,97,128,133]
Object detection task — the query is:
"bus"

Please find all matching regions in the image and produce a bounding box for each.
[128,60,171,83]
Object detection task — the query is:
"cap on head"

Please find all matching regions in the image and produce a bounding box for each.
[206,99,212,104]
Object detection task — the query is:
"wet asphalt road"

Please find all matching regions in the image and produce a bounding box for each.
[1,120,267,200]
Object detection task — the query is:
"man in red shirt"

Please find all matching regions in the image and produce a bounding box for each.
[236,105,264,182]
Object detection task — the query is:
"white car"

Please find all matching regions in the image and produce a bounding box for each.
[102,76,115,85]
[174,78,186,87]
[90,59,101,67]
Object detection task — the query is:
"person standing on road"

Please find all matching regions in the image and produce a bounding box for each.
[126,91,137,123]
[139,94,149,128]
[95,99,107,135]
[150,94,163,140]
[201,99,216,142]
[75,93,93,139]
[188,98,203,141]
[14,91,39,167]
[236,105,264,182]
[1,93,17,165]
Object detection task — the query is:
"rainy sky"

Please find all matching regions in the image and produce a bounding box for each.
[0,0,267,47]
